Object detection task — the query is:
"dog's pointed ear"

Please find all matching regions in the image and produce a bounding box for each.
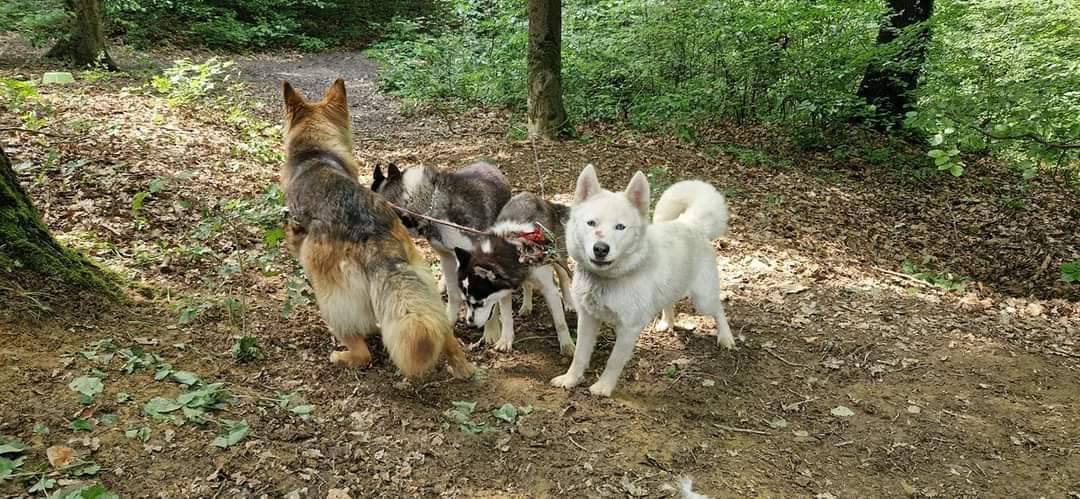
[625,171,650,216]
[372,165,385,191]
[575,164,601,205]
[324,78,347,107]
[453,247,471,269]
[283,81,306,114]
[388,163,402,180]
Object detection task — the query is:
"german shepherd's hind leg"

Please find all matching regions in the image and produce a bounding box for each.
[443,332,476,379]
[330,334,373,368]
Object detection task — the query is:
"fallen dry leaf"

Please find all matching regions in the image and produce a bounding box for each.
[47,445,77,468]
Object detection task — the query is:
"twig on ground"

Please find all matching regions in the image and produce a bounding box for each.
[762,347,807,367]
[568,436,589,452]
[781,397,818,412]
[871,266,936,288]
[713,424,771,436]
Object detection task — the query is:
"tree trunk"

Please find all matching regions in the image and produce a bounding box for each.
[527,0,567,140]
[0,145,116,294]
[46,0,116,70]
[856,0,934,130]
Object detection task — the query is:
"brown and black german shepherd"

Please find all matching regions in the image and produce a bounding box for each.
[279,78,474,379]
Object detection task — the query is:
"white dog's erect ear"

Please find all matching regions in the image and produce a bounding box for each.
[575,164,601,205]
[625,171,650,216]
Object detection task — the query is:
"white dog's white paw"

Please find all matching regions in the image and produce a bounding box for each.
[550,373,583,389]
[494,337,514,352]
[558,341,576,358]
[588,380,617,397]
[518,302,533,316]
[717,327,735,349]
[564,298,576,313]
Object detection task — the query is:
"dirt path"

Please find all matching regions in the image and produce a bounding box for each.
[1,49,1079,498]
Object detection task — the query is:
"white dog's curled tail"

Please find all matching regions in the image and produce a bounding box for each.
[653,180,729,239]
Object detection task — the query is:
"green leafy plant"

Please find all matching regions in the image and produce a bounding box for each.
[68,376,104,405]
[492,403,532,424]
[150,58,235,106]
[900,259,967,291]
[443,401,486,434]
[55,483,118,499]
[213,419,250,448]
[231,336,261,362]
[1061,260,1080,283]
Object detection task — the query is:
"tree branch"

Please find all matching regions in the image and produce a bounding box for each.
[973,127,1080,150]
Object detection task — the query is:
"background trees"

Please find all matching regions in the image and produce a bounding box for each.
[45,0,116,69]
[856,0,934,129]
[526,0,567,140]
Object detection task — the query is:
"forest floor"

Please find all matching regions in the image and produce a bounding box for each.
[2,40,1079,498]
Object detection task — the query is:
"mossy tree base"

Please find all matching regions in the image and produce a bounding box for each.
[0,145,118,296]
[45,0,117,70]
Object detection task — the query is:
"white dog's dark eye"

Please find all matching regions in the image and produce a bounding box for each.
[586,220,597,227]
[615,223,626,230]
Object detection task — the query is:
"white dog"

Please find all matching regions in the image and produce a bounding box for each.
[550,165,735,397]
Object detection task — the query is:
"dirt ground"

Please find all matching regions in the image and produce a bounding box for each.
[2,42,1079,498]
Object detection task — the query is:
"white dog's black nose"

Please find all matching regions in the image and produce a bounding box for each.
[593,242,610,259]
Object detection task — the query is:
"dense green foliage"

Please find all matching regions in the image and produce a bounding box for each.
[0,0,432,50]
[370,0,1080,178]
[372,0,885,130]
[2,0,1077,178]
[912,0,1080,178]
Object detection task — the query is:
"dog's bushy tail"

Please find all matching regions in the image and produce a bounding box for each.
[653,180,728,239]
[370,262,449,378]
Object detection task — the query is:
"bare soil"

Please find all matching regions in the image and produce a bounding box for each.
[2,43,1079,498]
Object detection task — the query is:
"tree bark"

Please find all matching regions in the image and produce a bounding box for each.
[46,0,117,70]
[0,145,116,294]
[527,0,567,140]
[856,0,934,130]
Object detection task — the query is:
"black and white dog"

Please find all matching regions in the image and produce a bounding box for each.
[373,160,511,321]
[452,192,575,356]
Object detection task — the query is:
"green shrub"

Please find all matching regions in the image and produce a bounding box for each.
[371,0,1080,178]
[0,0,66,46]
[104,0,433,50]
[370,0,883,132]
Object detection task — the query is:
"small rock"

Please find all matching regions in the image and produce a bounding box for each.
[906,405,922,415]
[285,487,307,499]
